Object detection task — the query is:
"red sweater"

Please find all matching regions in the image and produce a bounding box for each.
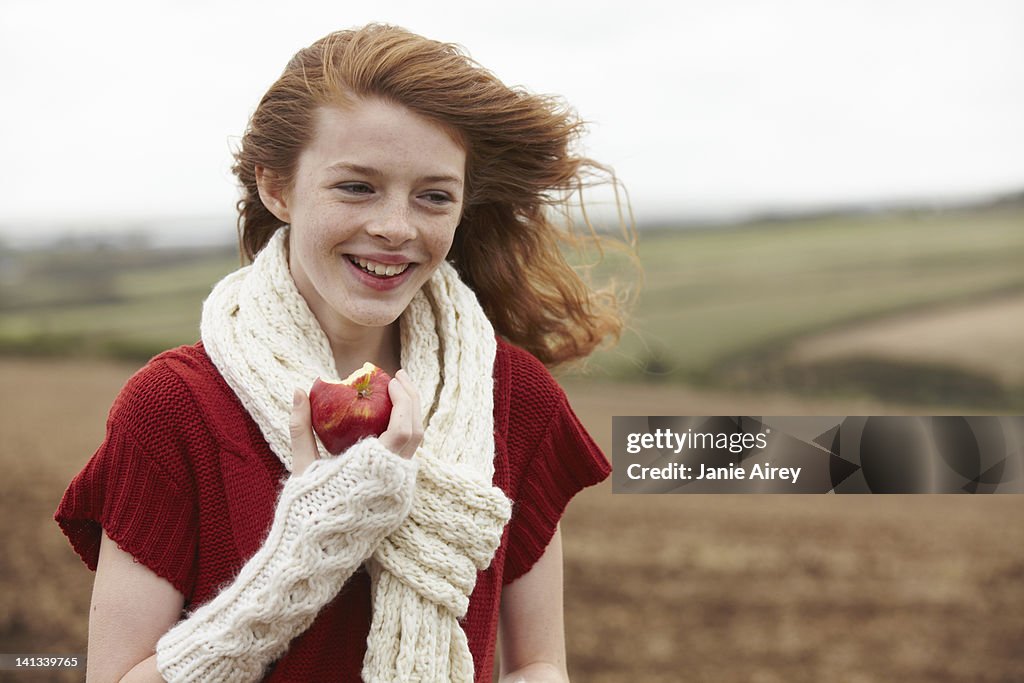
[55,338,610,681]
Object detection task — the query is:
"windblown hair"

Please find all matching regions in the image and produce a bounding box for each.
[233,23,635,366]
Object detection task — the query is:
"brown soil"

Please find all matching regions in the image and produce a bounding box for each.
[1,357,1021,682]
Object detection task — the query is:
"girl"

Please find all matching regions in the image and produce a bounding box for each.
[56,23,630,682]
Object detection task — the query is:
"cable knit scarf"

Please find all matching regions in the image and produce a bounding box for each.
[200,227,513,681]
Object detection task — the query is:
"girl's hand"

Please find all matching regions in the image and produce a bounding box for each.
[289,369,423,475]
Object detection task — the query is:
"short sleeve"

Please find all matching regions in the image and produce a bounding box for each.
[500,359,611,585]
[54,358,200,599]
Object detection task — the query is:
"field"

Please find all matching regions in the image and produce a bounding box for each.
[789,292,1024,384]
[2,204,1023,681]
[0,243,239,361]
[594,204,1024,408]
[1,357,1022,682]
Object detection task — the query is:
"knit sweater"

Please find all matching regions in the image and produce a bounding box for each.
[55,337,610,681]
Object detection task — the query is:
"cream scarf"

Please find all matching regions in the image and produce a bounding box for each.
[200,228,512,681]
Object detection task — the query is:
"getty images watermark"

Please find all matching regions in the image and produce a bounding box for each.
[612,416,1024,494]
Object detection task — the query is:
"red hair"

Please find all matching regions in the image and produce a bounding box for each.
[233,24,636,365]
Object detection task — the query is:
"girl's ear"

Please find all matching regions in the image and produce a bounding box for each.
[255,165,291,223]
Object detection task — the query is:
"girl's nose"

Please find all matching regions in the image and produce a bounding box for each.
[368,199,417,245]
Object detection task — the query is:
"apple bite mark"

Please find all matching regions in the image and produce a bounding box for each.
[309,362,395,454]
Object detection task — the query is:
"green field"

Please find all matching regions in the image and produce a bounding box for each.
[2,202,1022,409]
[586,204,1024,408]
[0,244,239,360]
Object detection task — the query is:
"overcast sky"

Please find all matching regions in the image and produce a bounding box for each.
[1,0,1022,241]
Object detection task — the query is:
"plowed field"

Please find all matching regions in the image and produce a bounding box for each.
[1,357,1021,682]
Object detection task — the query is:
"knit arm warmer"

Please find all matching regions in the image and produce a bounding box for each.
[155,438,418,683]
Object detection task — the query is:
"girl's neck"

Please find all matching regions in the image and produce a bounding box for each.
[322,320,402,379]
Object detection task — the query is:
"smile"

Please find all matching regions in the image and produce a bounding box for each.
[347,256,411,277]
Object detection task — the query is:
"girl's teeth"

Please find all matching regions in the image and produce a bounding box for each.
[350,256,410,277]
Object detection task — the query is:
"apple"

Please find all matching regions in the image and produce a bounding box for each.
[309,362,394,454]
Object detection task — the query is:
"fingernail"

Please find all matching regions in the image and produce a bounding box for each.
[293,389,303,407]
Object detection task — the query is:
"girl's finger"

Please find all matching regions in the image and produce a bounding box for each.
[380,371,423,459]
[394,369,422,427]
[289,388,319,475]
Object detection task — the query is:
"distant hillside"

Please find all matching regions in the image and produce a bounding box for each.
[634,187,1024,233]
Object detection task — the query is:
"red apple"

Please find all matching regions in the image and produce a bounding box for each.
[309,362,394,454]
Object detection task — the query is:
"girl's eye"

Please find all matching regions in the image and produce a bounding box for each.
[338,182,373,194]
[422,191,453,204]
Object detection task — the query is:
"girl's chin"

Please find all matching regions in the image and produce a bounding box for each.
[329,302,407,330]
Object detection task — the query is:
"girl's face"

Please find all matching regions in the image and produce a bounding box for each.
[263,97,466,334]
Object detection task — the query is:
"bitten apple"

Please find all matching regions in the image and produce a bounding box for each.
[309,362,394,454]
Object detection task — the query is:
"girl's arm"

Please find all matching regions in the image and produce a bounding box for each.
[498,526,570,683]
[87,532,184,682]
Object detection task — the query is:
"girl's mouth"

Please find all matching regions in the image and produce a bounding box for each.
[346,255,411,278]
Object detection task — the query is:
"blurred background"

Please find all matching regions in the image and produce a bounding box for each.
[1,1,1022,681]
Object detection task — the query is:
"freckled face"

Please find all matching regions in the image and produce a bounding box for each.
[272,98,466,333]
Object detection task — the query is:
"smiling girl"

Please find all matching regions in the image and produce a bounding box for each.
[56,24,631,683]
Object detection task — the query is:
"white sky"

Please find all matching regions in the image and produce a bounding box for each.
[1,0,1022,240]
